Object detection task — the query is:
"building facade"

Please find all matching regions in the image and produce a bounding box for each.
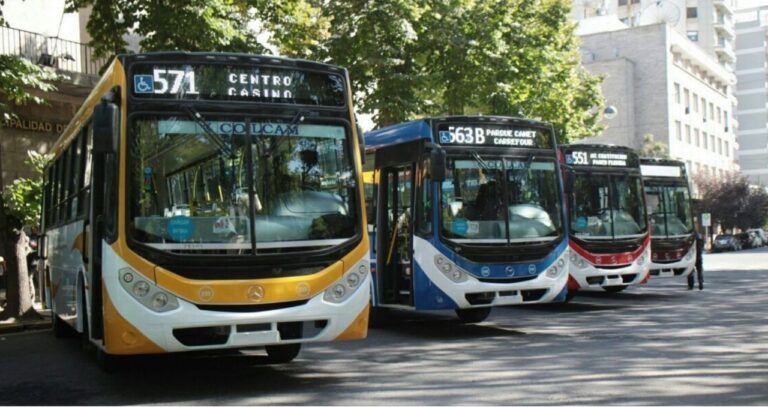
[572,0,736,71]
[578,22,738,190]
[734,6,768,186]
[0,0,100,187]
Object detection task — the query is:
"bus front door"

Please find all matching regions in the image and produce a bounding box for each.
[377,164,415,306]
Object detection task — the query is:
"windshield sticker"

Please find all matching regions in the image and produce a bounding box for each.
[167,216,194,241]
[452,218,469,235]
[467,221,479,235]
[213,217,237,235]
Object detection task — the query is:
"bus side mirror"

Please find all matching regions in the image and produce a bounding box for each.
[92,99,119,155]
[357,124,366,165]
[431,147,446,183]
[564,168,575,194]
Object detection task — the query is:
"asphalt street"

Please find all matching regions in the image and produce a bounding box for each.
[1,247,766,405]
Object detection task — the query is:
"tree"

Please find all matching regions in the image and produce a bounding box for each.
[65,0,269,59]
[0,5,65,321]
[694,173,768,233]
[267,0,604,139]
[641,133,669,158]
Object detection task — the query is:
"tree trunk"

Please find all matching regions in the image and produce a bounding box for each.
[0,204,40,322]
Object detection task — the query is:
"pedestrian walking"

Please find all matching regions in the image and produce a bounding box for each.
[688,231,704,290]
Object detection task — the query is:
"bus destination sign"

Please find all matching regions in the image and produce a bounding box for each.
[566,150,629,167]
[131,63,346,106]
[436,123,551,148]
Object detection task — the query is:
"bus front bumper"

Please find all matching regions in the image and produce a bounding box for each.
[103,250,370,354]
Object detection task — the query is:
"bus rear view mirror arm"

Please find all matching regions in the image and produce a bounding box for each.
[431,146,446,183]
[93,95,119,155]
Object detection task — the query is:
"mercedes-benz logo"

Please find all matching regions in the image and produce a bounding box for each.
[248,285,265,302]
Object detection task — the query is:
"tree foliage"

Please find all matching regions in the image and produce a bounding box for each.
[0,55,62,120]
[3,151,52,226]
[266,0,604,139]
[695,173,768,232]
[641,133,669,158]
[65,0,270,59]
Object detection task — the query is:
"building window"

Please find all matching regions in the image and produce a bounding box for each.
[709,102,714,120]
[687,31,699,42]
[674,83,680,104]
[685,125,691,144]
[717,107,722,124]
[703,132,708,149]
[702,99,707,119]
[684,88,690,111]
[695,129,700,147]
[718,138,723,155]
[687,7,698,18]
[710,135,715,151]
[693,93,699,112]
[725,141,730,157]
[675,121,682,141]
[724,113,729,131]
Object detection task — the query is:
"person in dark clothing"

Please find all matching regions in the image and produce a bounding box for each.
[688,231,704,290]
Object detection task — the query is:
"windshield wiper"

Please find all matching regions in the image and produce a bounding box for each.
[471,151,491,171]
[260,110,308,157]
[181,105,233,157]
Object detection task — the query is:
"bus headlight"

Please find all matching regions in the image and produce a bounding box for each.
[324,259,369,304]
[546,255,568,278]
[119,268,179,313]
[637,255,646,266]
[434,255,469,283]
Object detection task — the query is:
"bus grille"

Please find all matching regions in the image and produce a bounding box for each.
[196,300,309,313]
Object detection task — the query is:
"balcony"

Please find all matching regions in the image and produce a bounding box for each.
[0,25,107,78]
[715,38,735,63]
[713,0,734,15]
[714,14,735,39]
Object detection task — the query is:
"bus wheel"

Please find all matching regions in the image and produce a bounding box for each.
[455,307,491,324]
[602,285,627,293]
[52,312,71,338]
[79,285,94,352]
[96,348,120,373]
[265,344,301,364]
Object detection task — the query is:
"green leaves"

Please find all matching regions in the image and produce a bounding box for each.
[266,0,604,140]
[0,55,64,120]
[65,0,268,59]
[3,151,52,226]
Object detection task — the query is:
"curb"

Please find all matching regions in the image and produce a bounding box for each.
[0,318,52,335]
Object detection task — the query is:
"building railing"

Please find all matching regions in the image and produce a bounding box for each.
[0,26,108,76]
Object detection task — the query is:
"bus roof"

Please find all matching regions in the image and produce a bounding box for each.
[364,115,553,151]
[119,52,347,73]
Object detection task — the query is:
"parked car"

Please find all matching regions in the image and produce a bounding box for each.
[713,234,741,252]
[747,228,766,247]
[735,232,760,250]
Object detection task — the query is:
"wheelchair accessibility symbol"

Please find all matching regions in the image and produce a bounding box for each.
[134,75,154,94]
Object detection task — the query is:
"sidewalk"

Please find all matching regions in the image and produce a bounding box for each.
[0,289,52,334]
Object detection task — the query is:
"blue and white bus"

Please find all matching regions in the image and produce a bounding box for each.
[363,116,569,323]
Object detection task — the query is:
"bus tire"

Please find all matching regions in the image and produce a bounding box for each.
[96,348,120,373]
[455,307,491,324]
[52,313,71,338]
[265,344,301,364]
[79,281,94,352]
[602,285,627,293]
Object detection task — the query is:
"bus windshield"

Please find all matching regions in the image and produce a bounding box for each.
[569,172,647,240]
[645,185,692,237]
[129,115,357,252]
[440,155,562,244]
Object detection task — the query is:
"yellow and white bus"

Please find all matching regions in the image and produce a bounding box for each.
[41,52,370,368]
